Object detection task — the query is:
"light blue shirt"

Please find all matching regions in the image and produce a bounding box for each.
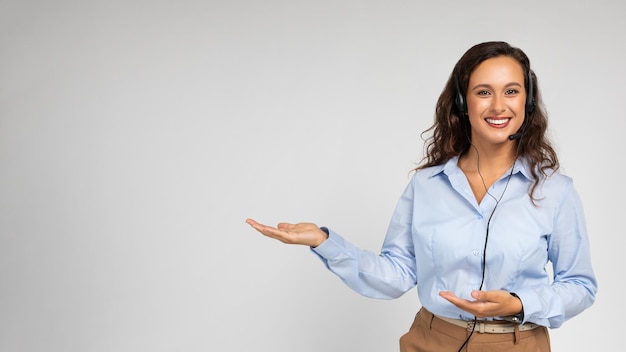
[312,156,597,328]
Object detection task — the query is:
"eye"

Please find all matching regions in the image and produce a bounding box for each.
[477,90,491,96]
[505,88,520,95]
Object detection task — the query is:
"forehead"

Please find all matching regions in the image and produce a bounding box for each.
[469,56,525,83]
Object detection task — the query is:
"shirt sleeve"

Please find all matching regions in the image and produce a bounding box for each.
[514,180,598,328]
[310,180,418,299]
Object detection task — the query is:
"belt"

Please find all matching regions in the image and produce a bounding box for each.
[436,315,540,334]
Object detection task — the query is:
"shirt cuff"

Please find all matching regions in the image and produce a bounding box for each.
[310,227,346,260]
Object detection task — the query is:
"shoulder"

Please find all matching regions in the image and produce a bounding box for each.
[536,169,578,204]
[518,158,573,188]
[542,168,573,187]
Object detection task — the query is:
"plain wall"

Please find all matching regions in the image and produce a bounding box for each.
[0,1,622,351]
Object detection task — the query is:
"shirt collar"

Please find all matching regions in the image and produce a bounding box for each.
[427,155,533,181]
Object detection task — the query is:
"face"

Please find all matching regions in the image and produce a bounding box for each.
[465,55,527,145]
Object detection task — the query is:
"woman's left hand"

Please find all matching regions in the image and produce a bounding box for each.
[438,290,522,318]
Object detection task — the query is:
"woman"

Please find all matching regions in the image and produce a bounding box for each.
[246,41,597,351]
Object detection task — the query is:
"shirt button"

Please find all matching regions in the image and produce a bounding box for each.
[473,249,479,256]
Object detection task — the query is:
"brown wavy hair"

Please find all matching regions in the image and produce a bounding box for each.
[415,41,559,201]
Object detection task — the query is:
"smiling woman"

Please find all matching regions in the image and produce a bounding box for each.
[246,41,597,352]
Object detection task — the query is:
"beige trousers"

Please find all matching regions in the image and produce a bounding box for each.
[399,307,551,352]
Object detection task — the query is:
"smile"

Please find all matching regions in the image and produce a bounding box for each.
[485,118,510,125]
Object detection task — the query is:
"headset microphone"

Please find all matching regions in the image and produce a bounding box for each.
[508,133,522,140]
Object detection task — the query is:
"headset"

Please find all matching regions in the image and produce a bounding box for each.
[454,68,536,122]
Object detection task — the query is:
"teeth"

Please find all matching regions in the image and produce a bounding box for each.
[486,118,508,125]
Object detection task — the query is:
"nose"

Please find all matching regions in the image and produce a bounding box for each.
[491,93,506,113]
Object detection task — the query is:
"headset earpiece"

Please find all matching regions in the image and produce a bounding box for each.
[454,73,466,116]
[525,70,535,118]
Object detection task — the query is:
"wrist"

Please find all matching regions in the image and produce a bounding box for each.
[312,226,330,247]
[504,292,524,323]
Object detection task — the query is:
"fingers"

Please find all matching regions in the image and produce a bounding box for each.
[277,222,295,230]
[245,218,286,237]
[439,291,468,306]
[438,291,457,301]
[245,218,300,244]
[245,218,268,233]
[245,218,260,228]
[471,290,509,303]
[245,218,326,247]
[471,290,487,301]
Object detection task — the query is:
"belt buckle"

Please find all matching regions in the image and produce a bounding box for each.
[466,321,483,333]
[467,321,489,333]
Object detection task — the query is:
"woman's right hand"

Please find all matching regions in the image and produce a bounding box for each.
[245,218,329,248]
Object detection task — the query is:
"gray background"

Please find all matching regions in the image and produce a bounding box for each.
[1,0,622,351]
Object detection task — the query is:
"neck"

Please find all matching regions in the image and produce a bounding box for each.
[458,143,517,204]
[460,143,517,174]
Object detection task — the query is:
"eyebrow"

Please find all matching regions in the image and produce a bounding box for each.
[470,82,523,91]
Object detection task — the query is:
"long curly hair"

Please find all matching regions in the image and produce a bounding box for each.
[415,41,559,201]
